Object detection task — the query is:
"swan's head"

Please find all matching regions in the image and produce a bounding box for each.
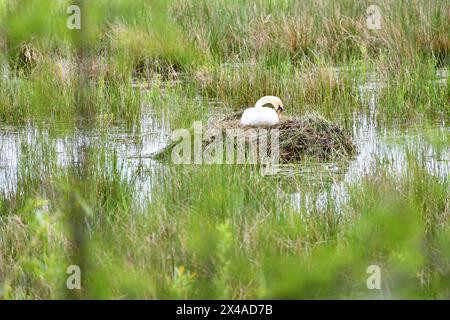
[255,95,284,115]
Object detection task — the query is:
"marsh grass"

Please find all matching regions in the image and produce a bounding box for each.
[0,0,448,124]
[0,53,142,125]
[174,0,449,65]
[1,136,448,298]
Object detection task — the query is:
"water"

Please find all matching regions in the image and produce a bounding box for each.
[0,72,448,212]
[0,111,171,203]
[288,70,448,212]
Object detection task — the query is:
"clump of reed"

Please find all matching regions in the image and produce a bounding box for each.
[174,0,449,66]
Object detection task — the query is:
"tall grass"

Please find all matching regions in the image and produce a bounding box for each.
[0,0,448,124]
[173,0,449,65]
[0,136,448,298]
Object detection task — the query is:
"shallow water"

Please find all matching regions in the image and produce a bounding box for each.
[0,71,448,213]
[288,70,448,211]
[0,111,170,202]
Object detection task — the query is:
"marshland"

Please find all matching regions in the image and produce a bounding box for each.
[0,0,449,299]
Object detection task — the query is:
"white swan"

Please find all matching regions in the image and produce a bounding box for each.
[240,96,284,127]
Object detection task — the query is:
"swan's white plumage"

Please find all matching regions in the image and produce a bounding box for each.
[240,96,284,127]
[240,107,279,126]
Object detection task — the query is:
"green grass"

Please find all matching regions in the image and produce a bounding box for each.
[0,0,449,299]
[0,0,448,124]
[1,136,448,299]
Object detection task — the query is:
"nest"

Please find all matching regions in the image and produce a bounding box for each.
[154,112,356,164]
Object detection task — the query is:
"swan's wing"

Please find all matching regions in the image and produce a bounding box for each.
[240,108,255,125]
[256,107,279,126]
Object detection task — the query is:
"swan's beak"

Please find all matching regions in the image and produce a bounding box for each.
[276,106,284,116]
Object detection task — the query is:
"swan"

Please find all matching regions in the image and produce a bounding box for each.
[240,96,284,127]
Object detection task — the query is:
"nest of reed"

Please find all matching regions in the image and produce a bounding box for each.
[154,112,356,164]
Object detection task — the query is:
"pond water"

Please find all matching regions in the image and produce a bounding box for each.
[0,70,448,212]
[289,70,448,211]
[0,111,170,203]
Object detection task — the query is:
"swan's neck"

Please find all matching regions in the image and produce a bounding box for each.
[255,96,282,108]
